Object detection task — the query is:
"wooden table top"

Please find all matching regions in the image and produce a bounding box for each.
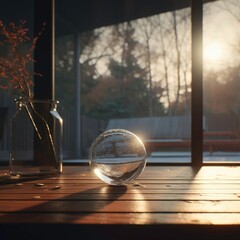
[1,165,240,239]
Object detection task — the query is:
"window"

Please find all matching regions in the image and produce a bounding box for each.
[1,0,239,166]
[0,0,34,163]
[203,0,240,163]
[55,1,192,164]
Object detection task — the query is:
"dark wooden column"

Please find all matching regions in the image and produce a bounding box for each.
[33,0,56,166]
[34,0,55,100]
[191,0,203,167]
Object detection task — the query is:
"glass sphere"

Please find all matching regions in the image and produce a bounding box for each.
[89,129,147,185]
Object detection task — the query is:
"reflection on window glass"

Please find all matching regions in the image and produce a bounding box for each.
[0,0,34,162]
[203,0,240,163]
[55,6,192,163]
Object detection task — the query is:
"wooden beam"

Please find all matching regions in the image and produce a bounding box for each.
[191,0,203,167]
[34,0,55,100]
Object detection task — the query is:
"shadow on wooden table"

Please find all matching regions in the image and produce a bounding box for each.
[0,184,129,240]
[2,166,240,240]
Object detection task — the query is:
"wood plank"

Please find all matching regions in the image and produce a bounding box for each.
[4,178,240,184]
[0,188,239,194]
[0,193,239,201]
[0,200,240,213]
[1,212,240,225]
[3,166,240,180]
[2,182,240,188]
[0,184,240,194]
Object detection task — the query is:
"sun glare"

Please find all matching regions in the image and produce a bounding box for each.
[203,41,229,70]
[204,42,223,62]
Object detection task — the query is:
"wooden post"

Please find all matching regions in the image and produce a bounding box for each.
[191,0,203,167]
[34,0,55,100]
[33,0,57,170]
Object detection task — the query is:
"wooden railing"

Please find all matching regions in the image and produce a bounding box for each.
[144,131,240,155]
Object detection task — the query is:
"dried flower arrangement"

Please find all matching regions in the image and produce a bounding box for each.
[0,20,44,98]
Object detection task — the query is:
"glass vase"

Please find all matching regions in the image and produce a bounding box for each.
[9,98,63,177]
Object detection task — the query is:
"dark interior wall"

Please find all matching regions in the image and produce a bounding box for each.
[0,0,34,28]
[55,0,193,36]
[0,0,216,37]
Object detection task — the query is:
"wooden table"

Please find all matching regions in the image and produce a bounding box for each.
[1,165,240,240]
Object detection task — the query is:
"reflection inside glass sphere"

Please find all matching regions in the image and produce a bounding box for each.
[89,129,147,185]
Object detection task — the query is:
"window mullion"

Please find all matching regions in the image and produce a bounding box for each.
[34,0,55,100]
[191,0,203,167]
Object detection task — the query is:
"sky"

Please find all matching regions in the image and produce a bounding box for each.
[203,0,240,70]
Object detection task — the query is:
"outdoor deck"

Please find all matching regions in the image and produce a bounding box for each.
[1,165,240,239]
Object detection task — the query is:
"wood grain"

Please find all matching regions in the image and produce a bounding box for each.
[1,165,240,227]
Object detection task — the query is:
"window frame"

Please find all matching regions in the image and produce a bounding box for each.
[34,0,240,167]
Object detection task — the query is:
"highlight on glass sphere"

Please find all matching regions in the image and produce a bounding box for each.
[89,129,147,185]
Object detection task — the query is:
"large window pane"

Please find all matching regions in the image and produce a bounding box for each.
[203,0,240,163]
[55,4,192,163]
[0,0,34,162]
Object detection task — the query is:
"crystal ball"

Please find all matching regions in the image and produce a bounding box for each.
[89,129,147,185]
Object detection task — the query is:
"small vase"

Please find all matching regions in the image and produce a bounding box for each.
[9,98,63,177]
